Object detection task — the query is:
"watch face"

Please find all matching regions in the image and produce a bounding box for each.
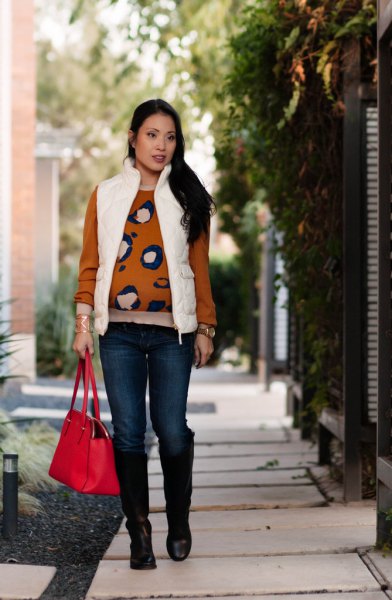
[209,327,216,338]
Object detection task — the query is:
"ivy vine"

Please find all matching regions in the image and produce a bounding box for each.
[217,0,376,420]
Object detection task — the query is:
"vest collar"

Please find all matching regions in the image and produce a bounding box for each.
[122,157,172,188]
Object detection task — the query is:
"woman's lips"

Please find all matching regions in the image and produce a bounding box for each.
[152,155,165,163]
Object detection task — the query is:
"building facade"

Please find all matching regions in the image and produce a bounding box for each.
[1,0,36,380]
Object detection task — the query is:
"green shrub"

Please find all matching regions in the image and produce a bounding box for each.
[209,254,244,359]
[36,271,79,377]
[35,270,102,379]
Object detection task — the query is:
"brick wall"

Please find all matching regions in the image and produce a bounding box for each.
[11,0,36,334]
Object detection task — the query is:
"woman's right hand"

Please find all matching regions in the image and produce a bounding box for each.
[72,333,94,359]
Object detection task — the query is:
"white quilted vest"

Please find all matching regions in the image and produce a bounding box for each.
[93,158,198,340]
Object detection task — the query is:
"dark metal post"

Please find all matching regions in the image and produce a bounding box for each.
[377,0,392,546]
[342,39,362,501]
[260,224,275,390]
[2,453,18,539]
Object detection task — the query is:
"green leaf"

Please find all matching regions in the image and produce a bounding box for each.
[334,13,376,39]
[317,41,337,76]
[284,26,300,50]
[277,82,301,129]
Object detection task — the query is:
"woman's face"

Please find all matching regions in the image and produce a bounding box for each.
[129,113,177,183]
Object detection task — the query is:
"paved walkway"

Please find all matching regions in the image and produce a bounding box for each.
[85,370,388,600]
[1,368,390,599]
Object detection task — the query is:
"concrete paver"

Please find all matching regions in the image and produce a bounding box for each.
[148,468,311,488]
[148,453,319,473]
[185,379,288,423]
[86,554,380,599]
[149,441,317,459]
[187,414,294,429]
[119,505,376,533]
[105,524,375,560]
[149,484,327,511]
[368,551,392,586]
[193,428,291,443]
[86,372,380,600]
[0,564,56,600]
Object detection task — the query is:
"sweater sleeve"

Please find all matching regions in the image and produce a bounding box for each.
[188,223,217,327]
[73,187,99,308]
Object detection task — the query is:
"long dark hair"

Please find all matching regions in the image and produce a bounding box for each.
[127,99,216,243]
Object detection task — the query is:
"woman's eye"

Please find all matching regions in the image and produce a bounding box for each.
[147,132,156,138]
[168,135,176,141]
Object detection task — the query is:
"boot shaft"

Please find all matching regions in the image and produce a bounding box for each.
[114,450,150,526]
[160,440,194,514]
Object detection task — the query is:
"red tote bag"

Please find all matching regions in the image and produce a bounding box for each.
[49,350,120,495]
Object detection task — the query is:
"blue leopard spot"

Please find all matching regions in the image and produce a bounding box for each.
[131,232,138,238]
[128,200,154,224]
[119,265,126,272]
[117,233,133,263]
[147,300,166,312]
[153,277,170,289]
[115,285,141,310]
[140,245,163,270]
[165,305,172,313]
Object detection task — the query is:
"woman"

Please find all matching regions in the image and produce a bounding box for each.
[72,99,217,570]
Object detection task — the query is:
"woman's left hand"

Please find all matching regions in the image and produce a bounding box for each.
[194,334,214,369]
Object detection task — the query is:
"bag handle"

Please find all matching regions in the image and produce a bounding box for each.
[69,350,100,421]
[70,359,83,412]
[85,350,101,420]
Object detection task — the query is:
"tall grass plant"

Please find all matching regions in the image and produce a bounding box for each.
[0,410,59,515]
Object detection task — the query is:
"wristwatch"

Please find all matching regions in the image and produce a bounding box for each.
[197,326,216,339]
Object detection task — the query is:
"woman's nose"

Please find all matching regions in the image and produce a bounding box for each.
[156,137,166,150]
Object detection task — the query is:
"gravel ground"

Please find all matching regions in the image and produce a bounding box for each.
[0,488,123,600]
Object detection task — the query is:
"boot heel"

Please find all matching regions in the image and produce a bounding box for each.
[130,521,157,569]
[131,556,157,570]
[166,518,191,561]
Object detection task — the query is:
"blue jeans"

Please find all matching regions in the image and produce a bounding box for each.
[99,322,195,456]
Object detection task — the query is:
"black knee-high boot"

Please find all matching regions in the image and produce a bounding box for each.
[114,450,156,570]
[159,440,194,561]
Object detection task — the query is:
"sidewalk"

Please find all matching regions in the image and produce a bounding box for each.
[85,370,388,600]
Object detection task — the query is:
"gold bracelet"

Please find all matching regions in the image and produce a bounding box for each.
[75,314,93,334]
